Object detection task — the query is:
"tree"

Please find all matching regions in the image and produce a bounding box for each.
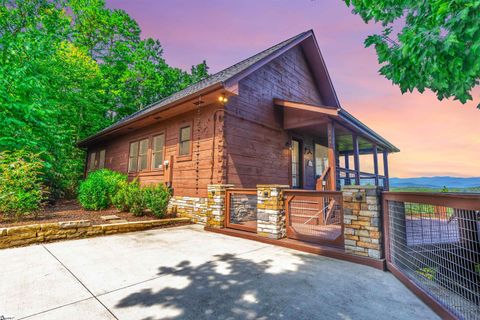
[343,0,480,108]
[0,0,208,199]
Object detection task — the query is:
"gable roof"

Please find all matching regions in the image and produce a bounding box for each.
[78,30,342,147]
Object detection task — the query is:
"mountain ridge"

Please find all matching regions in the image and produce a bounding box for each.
[390,176,480,188]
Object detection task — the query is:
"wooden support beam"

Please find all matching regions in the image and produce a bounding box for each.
[344,154,350,185]
[352,135,360,185]
[373,145,379,186]
[383,149,390,190]
[327,122,336,191]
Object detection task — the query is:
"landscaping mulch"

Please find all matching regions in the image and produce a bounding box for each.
[0,200,173,228]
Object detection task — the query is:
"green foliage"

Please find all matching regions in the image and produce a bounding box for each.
[344,0,480,107]
[0,150,45,219]
[112,182,170,217]
[112,180,145,216]
[78,169,126,210]
[143,184,171,218]
[0,0,209,199]
[416,267,436,281]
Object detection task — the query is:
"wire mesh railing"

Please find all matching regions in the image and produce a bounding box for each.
[225,189,258,232]
[383,192,480,320]
[284,190,343,247]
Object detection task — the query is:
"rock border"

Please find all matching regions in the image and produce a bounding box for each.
[0,217,191,249]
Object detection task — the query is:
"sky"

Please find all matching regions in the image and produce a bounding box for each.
[106,0,479,178]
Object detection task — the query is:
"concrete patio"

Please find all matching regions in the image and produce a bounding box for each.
[0,225,439,320]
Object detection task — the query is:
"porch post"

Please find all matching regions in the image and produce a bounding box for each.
[327,122,337,190]
[344,153,350,185]
[373,145,379,186]
[352,135,360,185]
[383,150,390,190]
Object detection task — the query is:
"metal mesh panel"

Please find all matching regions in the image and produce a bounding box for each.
[286,191,343,246]
[228,193,257,229]
[387,200,480,319]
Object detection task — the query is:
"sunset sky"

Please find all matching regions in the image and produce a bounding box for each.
[107,0,479,178]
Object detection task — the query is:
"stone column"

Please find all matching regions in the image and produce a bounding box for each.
[206,184,234,228]
[342,185,383,259]
[256,185,289,239]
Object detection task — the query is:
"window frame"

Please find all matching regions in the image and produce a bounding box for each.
[128,137,150,173]
[98,149,106,169]
[177,121,193,161]
[89,151,97,172]
[151,131,166,172]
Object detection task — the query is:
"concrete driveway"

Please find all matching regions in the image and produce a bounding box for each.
[0,225,438,320]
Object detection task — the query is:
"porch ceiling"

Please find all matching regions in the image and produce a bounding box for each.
[274,99,399,153]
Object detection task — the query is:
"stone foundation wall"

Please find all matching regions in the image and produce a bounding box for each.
[343,185,383,259]
[168,196,208,224]
[206,184,234,228]
[256,185,289,239]
[0,218,190,249]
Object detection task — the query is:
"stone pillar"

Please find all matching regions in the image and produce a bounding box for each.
[256,185,289,239]
[342,185,383,259]
[206,184,234,228]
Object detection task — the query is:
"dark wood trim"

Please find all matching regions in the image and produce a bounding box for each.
[383,150,389,190]
[205,226,386,270]
[383,192,480,210]
[372,145,379,186]
[352,134,360,185]
[327,121,336,190]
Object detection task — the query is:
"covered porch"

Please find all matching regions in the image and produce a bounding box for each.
[275,99,399,191]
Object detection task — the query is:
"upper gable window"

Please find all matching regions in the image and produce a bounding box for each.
[152,133,165,170]
[179,125,191,156]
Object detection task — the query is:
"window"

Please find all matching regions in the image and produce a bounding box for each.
[89,152,97,171]
[128,142,139,172]
[138,139,148,171]
[99,149,106,169]
[152,134,165,170]
[291,139,302,188]
[179,125,191,156]
[314,143,329,177]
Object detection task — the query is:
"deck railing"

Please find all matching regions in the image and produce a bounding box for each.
[383,192,480,320]
[337,167,388,189]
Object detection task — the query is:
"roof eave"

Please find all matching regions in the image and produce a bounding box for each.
[77,82,225,148]
[338,109,400,153]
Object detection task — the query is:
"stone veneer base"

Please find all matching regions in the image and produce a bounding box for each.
[0,217,191,249]
[168,196,208,224]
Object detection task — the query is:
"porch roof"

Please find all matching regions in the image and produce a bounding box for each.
[274,99,399,153]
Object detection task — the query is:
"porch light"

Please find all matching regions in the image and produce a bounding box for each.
[218,95,228,103]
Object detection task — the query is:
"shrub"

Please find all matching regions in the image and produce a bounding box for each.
[0,150,46,220]
[144,184,171,218]
[78,169,126,210]
[112,180,146,216]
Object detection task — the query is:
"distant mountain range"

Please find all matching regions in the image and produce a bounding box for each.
[390,176,480,189]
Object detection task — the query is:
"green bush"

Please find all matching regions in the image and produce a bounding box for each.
[112,180,146,215]
[144,184,171,218]
[0,150,46,220]
[78,169,126,210]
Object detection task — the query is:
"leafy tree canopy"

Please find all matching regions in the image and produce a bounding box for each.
[0,0,208,198]
[344,0,480,108]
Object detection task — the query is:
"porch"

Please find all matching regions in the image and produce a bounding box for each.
[276,99,398,192]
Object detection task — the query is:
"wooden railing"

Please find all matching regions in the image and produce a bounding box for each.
[337,167,388,189]
[316,166,331,191]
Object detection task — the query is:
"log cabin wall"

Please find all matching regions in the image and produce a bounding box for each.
[86,103,224,198]
[224,46,324,189]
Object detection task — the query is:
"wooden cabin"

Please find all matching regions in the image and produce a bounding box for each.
[78,30,398,220]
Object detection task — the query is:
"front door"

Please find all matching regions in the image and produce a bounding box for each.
[291,138,302,188]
